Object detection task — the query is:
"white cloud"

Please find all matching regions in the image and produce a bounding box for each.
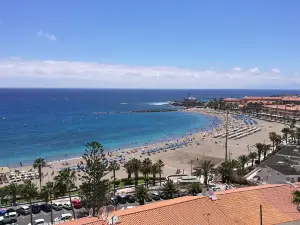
[233,67,242,72]
[271,68,280,73]
[37,31,57,41]
[249,68,260,73]
[0,58,297,88]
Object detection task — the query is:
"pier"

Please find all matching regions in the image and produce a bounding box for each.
[93,108,180,115]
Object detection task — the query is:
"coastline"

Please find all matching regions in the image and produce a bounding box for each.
[2,109,220,168]
[1,108,286,188]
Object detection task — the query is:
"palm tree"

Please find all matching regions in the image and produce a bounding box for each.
[134,185,149,205]
[40,182,55,224]
[123,161,133,180]
[248,152,257,168]
[262,144,271,161]
[188,182,202,196]
[130,158,141,187]
[269,132,277,152]
[292,190,300,210]
[281,127,290,144]
[156,160,165,186]
[141,158,152,188]
[22,181,38,225]
[217,160,236,183]
[193,160,214,185]
[108,160,120,195]
[161,180,177,199]
[275,135,282,151]
[255,143,264,164]
[7,183,18,204]
[0,186,8,207]
[33,158,47,188]
[237,155,249,172]
[151,163,160,186]
[54,168,77,219]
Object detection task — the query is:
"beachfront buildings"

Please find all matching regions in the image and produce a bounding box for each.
[63,183,300,225]
[224,96,300,121]
[246,146,300,184]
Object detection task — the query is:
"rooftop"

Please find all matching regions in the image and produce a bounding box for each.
[64,183,300,225]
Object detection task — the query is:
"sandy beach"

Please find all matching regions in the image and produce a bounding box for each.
[2,108,286,188]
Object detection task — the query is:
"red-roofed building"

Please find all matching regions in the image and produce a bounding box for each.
[62,183,300,225]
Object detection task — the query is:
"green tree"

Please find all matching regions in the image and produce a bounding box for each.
[7,183,18,204]
[123,161,133,180]
[151,163,160,186]
[217,160,237,183]
[22,181,38,225]
[292,190,300,209]
[255,143,264,164]
[269,132,277,152]
[248,152,257,168]
[193,160,214,185]
[141,158,152,188]
[237,154,249,173]
[33,158,47,188]
[0,186,8,207]
[108,160,120,195]
[262,144,271,161]
[281,127,290,144]
[161,180,177,199]
[275,135,282,151]
[188,182,202,196]
[54,167,77,218]
[134,185,149,205]
[79,141,109,216]
[130,158,141,187]
[40,182,55,224]
[156,159,165,186]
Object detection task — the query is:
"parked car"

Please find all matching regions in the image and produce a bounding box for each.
[110,197,118,206]
[151,192,161,201]
[72,199,82,209]
[0,212,18,224]
[54,213,73,223]
[0,210,6,217]
[63,202,72,210]
[31,204,41,214]
[116,195,127,204]
[28,218,45,225]
[52,203,63,211]
[125,195,136,203]
[5,208,15,214]
[17,205,31,215]
[40,203,52,212]
[76,211,88,219]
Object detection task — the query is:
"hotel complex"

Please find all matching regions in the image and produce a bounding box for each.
[224,96,300,119]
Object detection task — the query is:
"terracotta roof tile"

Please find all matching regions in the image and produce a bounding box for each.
[62,184,300,225]
[62,217,107,225]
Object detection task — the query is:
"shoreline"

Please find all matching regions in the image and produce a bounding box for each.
[2,108,286,188]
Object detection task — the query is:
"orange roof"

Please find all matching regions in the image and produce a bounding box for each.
[62,217,107,225]
[244,96,282,100]
[63,184,300,225]
[224,98,240,102]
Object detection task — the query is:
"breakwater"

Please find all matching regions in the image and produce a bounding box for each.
[93,108,180,115]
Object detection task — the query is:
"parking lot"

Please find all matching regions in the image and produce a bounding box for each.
[11,207,86,225]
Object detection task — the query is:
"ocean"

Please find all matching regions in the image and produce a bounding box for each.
[0,88,298,166]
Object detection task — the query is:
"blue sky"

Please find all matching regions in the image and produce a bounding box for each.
[0,0,300,88]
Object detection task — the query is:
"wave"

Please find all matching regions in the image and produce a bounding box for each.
[148,102,170,106]
[120,102,128,105]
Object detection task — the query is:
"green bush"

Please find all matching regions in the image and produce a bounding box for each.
[124,178,134,186]
[114,180,120,186]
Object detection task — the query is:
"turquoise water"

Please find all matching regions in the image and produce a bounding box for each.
[0,89,223,166]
